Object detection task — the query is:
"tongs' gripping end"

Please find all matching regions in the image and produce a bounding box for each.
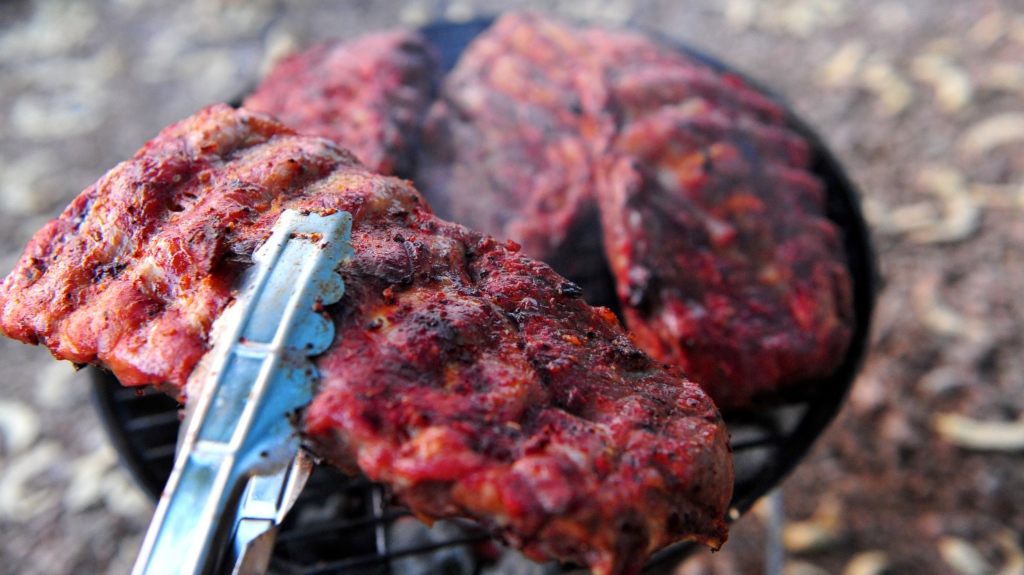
[227,452,315,575]
[244,209,353,355]
[132,210,354,575]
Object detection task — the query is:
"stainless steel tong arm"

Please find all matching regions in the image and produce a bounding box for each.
[132,209,354,575]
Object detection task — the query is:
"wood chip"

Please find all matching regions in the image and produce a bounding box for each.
[178,49,241,105]
[0,252,22,279]
[0,0,98,61]
[820,41,867,87]
[844,551,890,575]
[783,496,842,553]
[399,1,432,27]
[982,62,1024,96]
[860,57,914,116]
[748,0,848,37]
[871,3,911,32]
[110,0,158,9]
[997,530,1024,575]
[0,151,60,216]
[193,0,275,42]
[101,468,154,519]
[938,537,993,575]
[880,408,919,447]
[866,168,982,243]
[849,374,888,414]
[971,183,1024,210]
[558,0,595,18]
[923,36,962,57]
[918,365,966,396]
[0,400,41,455]
[784,522,840,553]
[732,0,849,37]
[911,274,987,341]
[862,197,937,235]
[785,561,831,575]
[444,0,478,23]
[558,0,636,26]
[934,413,1024,452]
[35,360,86,411]
[723,0,759,30]
[63,445,118,513]
[116,534,146,566]
[910,54,974,113]
[960,113,1024,158]
[10,88,105,141]
[596,0,637,26]
[1008,15,1024,46]
[777,2,820,37]
[16,47,122,91]
[258,23,298,78]
[0,441,63,522]
[909,167,982,244]
[969,11,1007,48]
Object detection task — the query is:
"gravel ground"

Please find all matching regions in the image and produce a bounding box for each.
[2,1,1023,574]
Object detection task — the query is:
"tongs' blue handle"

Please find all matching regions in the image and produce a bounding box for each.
[132,210,353,575]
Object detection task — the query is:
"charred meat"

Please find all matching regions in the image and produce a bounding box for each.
[419,13,854,411]
[0,105,732,575]
[244,30,437,177]
[594,28,854,411]
[416,14,617,305]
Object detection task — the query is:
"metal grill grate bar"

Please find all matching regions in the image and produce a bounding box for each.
[296,534,492,575]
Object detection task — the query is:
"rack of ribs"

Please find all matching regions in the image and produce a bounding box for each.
[0,104,732,575]
[416,13,619,307]
[243,29,437,177]
[417,13,854,411]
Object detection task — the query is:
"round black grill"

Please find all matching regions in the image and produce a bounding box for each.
[91,17,877,575]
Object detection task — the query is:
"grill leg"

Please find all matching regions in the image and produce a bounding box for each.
[764,489,785,575]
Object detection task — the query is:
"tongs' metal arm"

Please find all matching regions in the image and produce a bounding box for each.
[227,453,314,575]
[132,210,353,575]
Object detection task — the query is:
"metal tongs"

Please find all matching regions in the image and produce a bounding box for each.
[132,209,354,575]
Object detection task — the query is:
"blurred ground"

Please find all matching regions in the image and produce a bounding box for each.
[1,1,1023,574]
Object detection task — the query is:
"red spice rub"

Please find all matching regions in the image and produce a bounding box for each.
[596,40,854,411]
[244,30,437,176]
[0,105,732,575]
[419,13,854,411]
[416,14,615,301]
[0,107,352,389]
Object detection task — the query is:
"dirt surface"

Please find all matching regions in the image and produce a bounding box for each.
[1,1,1023,575]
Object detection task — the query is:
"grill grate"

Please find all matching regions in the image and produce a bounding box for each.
[90,369,856,575]
[89,17,876,575]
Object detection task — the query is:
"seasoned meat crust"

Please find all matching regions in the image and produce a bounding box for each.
[243,30,437,176]
[0,105,732,575]
[417,14,617,305]
[598,107,854,411]
[419,13,854,411]
[0,106,360,389]
[592,25,854,410]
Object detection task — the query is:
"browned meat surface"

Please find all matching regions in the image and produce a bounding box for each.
[0,104,732,575]
[417,14,618,305]
[243,30,436,176]
[0,106,357,390]
[419,13,854,411]
[596,45,855,411]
